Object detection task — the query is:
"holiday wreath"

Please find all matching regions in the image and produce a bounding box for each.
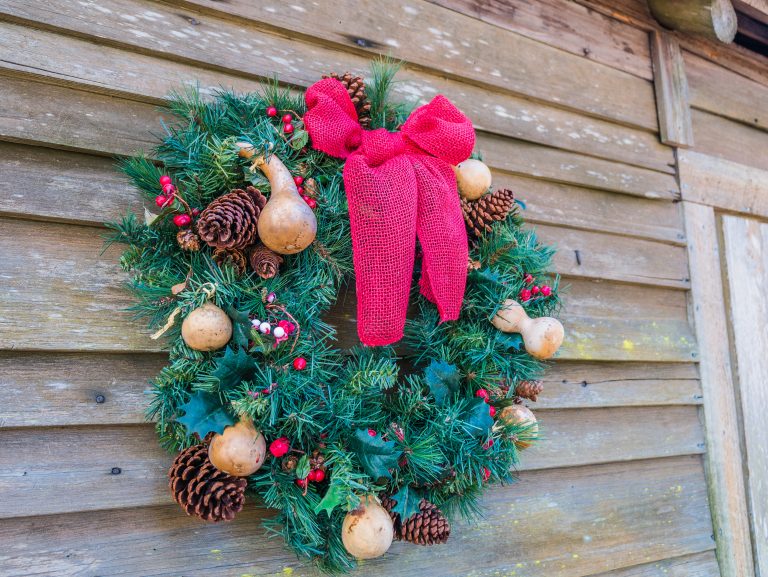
[109,61,564,572]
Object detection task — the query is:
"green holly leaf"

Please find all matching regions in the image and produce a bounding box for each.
[211,346,257,392]
[497,332,524,351]
[226,307,252,348]
[176,391,235,438]
[389,485,422,522]
[350,429,402,480]
[459,397,494,438]
[296,455,311,480]
[315,481,347,517]
[289,129,309,151]
[473,267,503,286]
[424,359,461,406]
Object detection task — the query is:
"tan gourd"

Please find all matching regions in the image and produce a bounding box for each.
[341,495,394,559]
[236,142,317,254]
[498,404,538,449]
[208,418,267,477]
[491,299,564,360]
[453,158,492,200]
[181,302,233,351]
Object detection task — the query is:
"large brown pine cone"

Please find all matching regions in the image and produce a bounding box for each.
[323,72,372,127]
[515,380,544,402]
[197,186,266,250]
[381,495,451,545]
[461,188,517,241]
[213,247,248,276]
[168,441,247,522]
[248,243,283,279]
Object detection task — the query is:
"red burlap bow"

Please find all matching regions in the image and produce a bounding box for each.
[304,78,475,346]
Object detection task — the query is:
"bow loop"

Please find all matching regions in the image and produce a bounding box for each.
[304,78,362,159]
[401,95,476,165]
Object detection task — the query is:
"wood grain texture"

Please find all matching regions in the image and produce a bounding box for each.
[722,215,768,574]
[691,108,768,172]
[0,406,704,519]
[647,0,738,43]
[591,551,720,576]
[679,149,768,217]
[0,456,714,577]
[684,50,768,130]
[650,32,694,147]
[0,5,676,173]
[682,201,755,577]
[0,352,165,427]
[426,0,653,79]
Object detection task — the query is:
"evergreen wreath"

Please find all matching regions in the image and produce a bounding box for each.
[108,60,564,573]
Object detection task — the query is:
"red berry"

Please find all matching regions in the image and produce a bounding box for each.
[162,183,176,195]
[296,186,304,195]
[367,428,377,437]
[173,214,191,227]
[482,467,491,482]
[261,388,271,394]
[192,208,200,216]
[269,436,290,457]
[320,432,328,439]
[475,389,490,402]
[519,288,532,302]
[159,175,172,186]
[483,438,495,450]
[307,469,318,482]
[155,195,168,207]
[531,286,541,295]
[524,274,534,285]
[295,477,308,489]
[306,198,317,210]
[266,106,278,117]
[313,469,326,483]
[541,285,552,297]
[294,176,304,186]
[293,357,307,370]
[283,123,294,134]
[281,113,293,124]
[489,405,497,417]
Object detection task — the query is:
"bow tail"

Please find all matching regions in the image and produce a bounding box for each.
[414,158,468,321]
[344,155,419,346]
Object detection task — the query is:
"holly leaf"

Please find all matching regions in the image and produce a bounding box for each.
[459,397,494,438]
[296,455,311,480]
[315,481,347,517]
[226,307,252,348]
[211,346,257,392]
[389,485,422,522]
[350,429,402,480]
[289,129,309,151]
[177,390,235,438]
[473,267,503,286]
[424,359,461,407]
[497,332,524,351]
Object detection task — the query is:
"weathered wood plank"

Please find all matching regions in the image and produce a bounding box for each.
[650,32,694,148]
[0,456,714,577]
[426,0,653,79]
[0,74,678,198]
[591,551,720,576]
[0,18,675,173]
[647,0,738,43]
[679,149,768,218]
[721,215,768,574]
[691,108,768,172]
[682,201,755,577]
[0,142,685,244]
[685,50,768,130]
[0,352,164,427]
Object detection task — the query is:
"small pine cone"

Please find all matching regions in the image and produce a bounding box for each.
[304,177,318,197]
[197,186,266,250]
[323,72,371,128]
[309,449,326,471]
[382,496,451,545]
[515,380,544,402]
[281,454,299,472]
[461,188,517,241]
[213,247,247,276]
[177,228,201,252]
[248,243,284,279]
[168,442,247,523]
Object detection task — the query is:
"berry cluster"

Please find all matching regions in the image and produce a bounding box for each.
[266,106,296,134]
[267,436,327,488]
[519,273,553,303]
[474,388,497,417]
[155,175,198,227]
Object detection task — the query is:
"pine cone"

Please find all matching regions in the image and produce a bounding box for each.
[213,247,247,276]
[281,454,299,472]
[461,188,517,240]
[309,448,326,471]
[168,441,247,522]
[323,72,371,128]
[515,380,544,402]
[381,496,451,545]
[197,186,266,250]
[177,228,201,251]
[248,243,283,279]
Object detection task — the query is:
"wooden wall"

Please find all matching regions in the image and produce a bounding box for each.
[3,0,757,575]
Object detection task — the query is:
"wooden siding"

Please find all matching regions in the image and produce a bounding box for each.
[0,1,730,576]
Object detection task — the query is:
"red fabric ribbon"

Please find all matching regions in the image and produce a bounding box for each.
[304,78,475,346]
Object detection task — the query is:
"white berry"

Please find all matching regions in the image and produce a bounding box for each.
[251,318,261,328]
[273,326,286,338]
[259,321,271,334]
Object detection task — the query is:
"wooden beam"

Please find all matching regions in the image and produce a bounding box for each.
[650,31,694,147]
[647,0,738,42]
